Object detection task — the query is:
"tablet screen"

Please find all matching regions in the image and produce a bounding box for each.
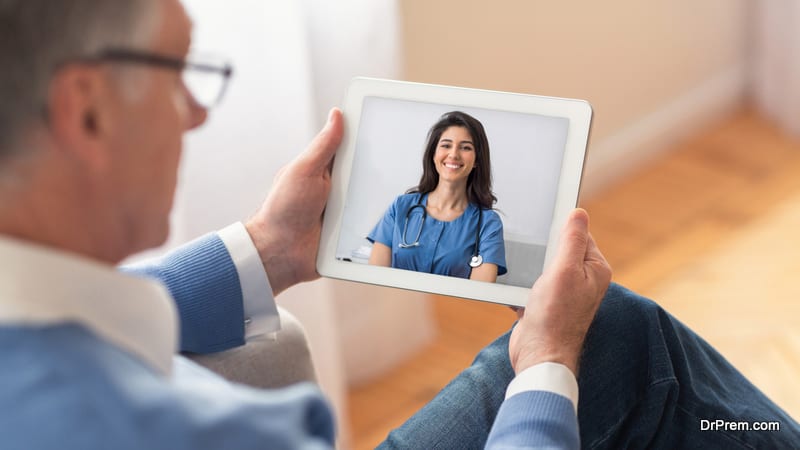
[335,96,570,288]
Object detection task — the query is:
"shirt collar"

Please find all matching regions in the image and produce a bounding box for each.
[0,235,178,376]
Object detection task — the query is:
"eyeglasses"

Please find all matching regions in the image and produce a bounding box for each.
[86,49,234,108]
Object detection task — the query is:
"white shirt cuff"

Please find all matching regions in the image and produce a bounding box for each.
[505,362,579,414]
[217,222,281,337]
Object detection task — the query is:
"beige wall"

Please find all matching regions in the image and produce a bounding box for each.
[400,0,750,193]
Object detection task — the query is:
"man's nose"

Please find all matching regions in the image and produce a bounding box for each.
[186,96,208,130]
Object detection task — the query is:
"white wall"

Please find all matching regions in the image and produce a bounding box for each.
[751,0,800,136]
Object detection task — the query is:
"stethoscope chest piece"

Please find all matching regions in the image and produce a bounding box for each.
[469,254,483,268]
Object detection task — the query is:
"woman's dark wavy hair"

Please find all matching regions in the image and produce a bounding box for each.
[407,111,497,209]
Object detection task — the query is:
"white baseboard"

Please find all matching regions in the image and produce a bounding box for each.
[580,65,749,199]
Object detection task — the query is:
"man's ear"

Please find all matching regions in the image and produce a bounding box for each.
[47,65,116,172]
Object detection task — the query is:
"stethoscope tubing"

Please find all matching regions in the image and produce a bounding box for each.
[398,200,483,268]
[398,204,426,249]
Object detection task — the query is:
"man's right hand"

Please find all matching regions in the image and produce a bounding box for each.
[245,108,344,296]
[508,208,612,376]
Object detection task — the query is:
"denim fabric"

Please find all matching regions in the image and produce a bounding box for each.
[377,283,800,449]
[379,330,515,450]
[578,284,800,449]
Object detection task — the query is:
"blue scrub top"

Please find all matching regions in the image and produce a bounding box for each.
[368,193,507,278]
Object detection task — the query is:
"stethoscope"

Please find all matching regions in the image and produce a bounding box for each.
[398,201,484,268]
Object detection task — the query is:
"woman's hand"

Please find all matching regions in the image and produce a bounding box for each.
[368,242,392,267]
[469,263,498,282]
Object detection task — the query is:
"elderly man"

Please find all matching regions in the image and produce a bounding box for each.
[1,0,798,449]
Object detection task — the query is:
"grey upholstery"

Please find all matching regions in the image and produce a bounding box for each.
[187,307,317,389]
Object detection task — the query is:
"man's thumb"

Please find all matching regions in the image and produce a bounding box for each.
[301,108,344,169]
[555,208,590,265]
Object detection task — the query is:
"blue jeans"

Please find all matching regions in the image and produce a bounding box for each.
[377,283,800,449]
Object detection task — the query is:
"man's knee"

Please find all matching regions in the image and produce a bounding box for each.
[590,283,667,335]
[602,283,662,315]
[580,283,671,369]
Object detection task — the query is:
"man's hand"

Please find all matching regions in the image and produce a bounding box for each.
[509,208,612,376]
[245,108,344,296]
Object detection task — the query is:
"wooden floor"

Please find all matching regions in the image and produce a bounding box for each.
[345,108,800,449]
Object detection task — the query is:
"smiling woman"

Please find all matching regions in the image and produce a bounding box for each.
[367,111,507,282]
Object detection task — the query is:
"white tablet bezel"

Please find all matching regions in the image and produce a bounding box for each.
[317,77,592,307]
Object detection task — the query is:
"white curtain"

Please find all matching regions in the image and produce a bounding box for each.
[752,0,800,135]
[128,1,435,444]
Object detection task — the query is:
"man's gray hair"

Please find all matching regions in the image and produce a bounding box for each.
[0,0,159,157]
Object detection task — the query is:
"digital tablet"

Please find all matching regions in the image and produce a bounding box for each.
[317,77,592,307]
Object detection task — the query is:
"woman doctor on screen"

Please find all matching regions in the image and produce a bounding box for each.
[367,111,507,282]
